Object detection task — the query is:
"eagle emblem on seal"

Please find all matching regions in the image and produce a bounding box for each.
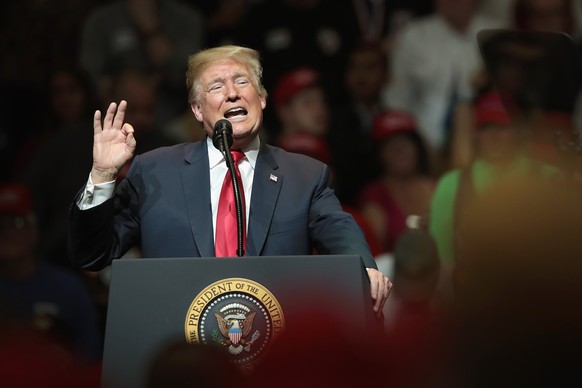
[214,303,261,355]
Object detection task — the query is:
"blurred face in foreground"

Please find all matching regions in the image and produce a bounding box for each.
[192,58,267,149]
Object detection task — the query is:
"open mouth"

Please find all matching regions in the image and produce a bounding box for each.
[224,107,248,119]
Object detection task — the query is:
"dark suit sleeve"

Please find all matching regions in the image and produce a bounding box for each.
[308,164,378,270]
[67,158,143,271]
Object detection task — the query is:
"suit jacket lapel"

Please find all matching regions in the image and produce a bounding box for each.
[247,144,282,256]
[181,140,215,257]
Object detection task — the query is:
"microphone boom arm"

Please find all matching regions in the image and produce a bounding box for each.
[213,120,245,257]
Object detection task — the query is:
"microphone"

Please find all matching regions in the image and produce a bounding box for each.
[212,119,245,257]
[212,119,233,153]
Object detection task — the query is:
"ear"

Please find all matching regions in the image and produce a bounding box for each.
[259,88,267,110]
[191,102,203,122]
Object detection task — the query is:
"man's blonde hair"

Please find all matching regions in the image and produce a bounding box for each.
[186,45,267,104]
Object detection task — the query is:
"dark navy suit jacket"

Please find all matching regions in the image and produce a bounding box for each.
[68,139,376,270]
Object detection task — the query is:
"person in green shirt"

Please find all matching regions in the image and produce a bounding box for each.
[429,90,556,271]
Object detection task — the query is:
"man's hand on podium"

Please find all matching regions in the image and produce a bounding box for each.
[367,268,392,317]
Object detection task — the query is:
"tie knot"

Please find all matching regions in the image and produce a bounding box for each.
[231,150,245,164]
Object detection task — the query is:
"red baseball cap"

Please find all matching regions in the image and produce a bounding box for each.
[372,110,417,141]
[273,67,320,110]
[278,132,332,165]
[0,183,34,215]
[474,91,511,127]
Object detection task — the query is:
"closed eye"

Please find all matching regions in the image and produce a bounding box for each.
[208,83,224,92]
[235,77,250,86]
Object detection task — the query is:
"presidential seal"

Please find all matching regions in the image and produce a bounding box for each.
[185,278,285,369]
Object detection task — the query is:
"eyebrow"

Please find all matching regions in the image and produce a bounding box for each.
[206,72,249,87]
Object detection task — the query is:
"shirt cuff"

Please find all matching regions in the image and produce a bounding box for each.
[77,174,116,210]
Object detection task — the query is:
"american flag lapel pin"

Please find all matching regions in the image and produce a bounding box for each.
[269,174,278,182]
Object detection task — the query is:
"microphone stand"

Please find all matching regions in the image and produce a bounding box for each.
[217,131,246,257]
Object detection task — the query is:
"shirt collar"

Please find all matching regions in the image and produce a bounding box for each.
[207,135,260,170]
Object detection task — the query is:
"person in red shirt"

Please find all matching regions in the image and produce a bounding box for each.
[358,110,435,254]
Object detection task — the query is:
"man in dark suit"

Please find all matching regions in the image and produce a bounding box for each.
[68,45,391,315]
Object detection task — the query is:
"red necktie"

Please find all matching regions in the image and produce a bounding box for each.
[215,150,246,257]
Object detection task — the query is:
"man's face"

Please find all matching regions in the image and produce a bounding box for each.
[191,58,266,149]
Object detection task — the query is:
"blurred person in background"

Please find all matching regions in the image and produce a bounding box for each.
[272,66,330,145]
[429,90,557,266]
[337,42,389,139]
[384,229,442,333]
[381,228,449,387]
[344,0,434,54]
[103,66,176,181]
[79,0,204,125]
[429,90,558,304]
[20,66,98,267]
[278,131,333,169]
[383,0,505,173]
[238,0,356,121]
[278,131,383,257]
[329,41,388,206]
[0,183,102,366]
[513,0,575,34]
[273,70,384,257]
[0,1,100,184]
[450,173,582,387]
[21,66,175,330]
[357,110,435,256]
[188,0,253,47]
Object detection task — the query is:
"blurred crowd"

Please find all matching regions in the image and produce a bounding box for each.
[2,0,582,387]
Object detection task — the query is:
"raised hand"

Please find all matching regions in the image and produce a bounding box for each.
[91,100,137,184]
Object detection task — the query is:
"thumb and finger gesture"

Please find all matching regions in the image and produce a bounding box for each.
[91,100,137,183]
